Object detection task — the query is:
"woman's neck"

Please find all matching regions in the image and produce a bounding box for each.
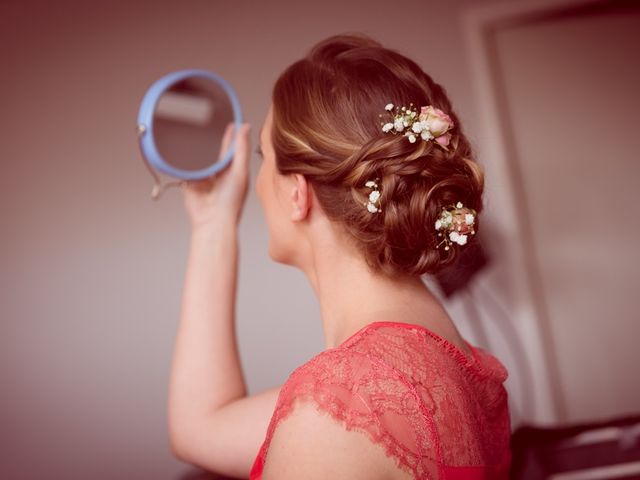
[303,241,446,349]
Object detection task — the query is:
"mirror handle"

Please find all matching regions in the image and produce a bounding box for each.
[136,123,184,200]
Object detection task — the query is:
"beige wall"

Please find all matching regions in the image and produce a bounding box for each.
[2,0,637,478]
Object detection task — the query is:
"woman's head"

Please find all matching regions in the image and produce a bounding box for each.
[256,32,484,278]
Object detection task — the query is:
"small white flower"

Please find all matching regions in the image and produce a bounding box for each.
[456,234,468,245]
[369,190,380,203]
[412,122,423,133]
[408,134,417,143]
[420,129,433,141]
[449,231,460,242]
[365,180,376,188]
[382,122,394,133]
[367,202,379,213]
[410,111,417,117]
[394,118,404,131]
[465,213,475,225]
[403,119,410,127]
[456,201,463,209]
[385,103,394,111]
[435,219,442,230]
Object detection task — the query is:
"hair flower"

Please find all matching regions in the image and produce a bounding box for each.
[379,102,454,150]
[435,202,477,250]
[363,178,382,213]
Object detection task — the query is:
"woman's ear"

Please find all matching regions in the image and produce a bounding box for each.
[291,173,310,221]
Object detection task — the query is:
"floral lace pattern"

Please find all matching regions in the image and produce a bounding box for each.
[249,321,511,479]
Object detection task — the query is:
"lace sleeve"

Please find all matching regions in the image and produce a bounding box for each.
[260,348,441,480]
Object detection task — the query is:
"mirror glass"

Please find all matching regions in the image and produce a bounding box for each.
[152,76,235,171]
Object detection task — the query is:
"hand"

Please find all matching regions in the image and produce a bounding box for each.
[181,122,252,229]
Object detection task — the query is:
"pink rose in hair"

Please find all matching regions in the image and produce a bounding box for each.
[447,204,476,236]
[419,105,454,140]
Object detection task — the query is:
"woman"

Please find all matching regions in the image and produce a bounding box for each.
[168,33,512,479]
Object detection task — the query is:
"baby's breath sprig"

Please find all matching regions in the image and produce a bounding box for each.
[378,102,454,149]
[363,178,382,213]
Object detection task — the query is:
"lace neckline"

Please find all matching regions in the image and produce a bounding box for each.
[336,320,492,378]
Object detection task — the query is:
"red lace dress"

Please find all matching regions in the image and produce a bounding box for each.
[249,321,512,479]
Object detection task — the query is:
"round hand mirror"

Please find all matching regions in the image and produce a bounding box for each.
[136,69,243,199]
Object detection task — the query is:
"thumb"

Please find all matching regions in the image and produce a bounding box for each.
[231,123,251,172]
[218,122,236,163]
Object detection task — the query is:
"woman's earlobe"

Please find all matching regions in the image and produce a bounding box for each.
[292,205,303,221]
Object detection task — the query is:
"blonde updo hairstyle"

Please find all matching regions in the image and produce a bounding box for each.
[271,33,484,278]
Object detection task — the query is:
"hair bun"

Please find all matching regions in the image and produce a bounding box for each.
[348,148,484,277]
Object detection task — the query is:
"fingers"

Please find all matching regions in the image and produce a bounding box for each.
[182,122,250,193]
[218,122,236,162]
[219,122,251,168]
[231,123,251,174]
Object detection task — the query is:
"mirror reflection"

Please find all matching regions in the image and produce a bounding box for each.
[152,76,235,172]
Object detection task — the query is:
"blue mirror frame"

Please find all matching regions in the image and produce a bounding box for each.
[136,69,243,180]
